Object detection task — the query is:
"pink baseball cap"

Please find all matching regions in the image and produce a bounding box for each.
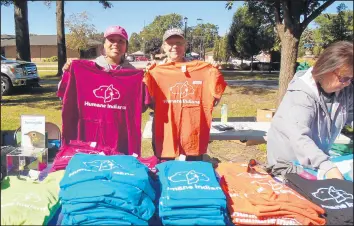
[104,25,128,40]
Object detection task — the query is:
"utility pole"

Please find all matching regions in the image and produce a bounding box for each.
[184,17,188,56]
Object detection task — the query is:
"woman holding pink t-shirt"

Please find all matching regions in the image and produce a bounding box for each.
[58,25,150,112]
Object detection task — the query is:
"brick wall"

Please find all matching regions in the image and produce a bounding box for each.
[3,45,97,61]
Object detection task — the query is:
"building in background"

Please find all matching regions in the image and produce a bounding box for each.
[1,35,101,62]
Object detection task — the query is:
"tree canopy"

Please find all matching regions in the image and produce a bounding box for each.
[65,12,97,52]
[226,0,336,105]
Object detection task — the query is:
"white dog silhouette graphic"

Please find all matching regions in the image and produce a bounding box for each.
[236,172,269,179]
[168,170,210,184]
[84,160,124,171]
[93,84,120,103]
[251,179,284,191]
[12,192,42,203]
[312,186,353,203]
[170,81,195,98]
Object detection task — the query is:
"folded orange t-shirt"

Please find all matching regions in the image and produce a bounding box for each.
[216,162,326,225]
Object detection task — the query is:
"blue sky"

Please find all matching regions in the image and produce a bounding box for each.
[1,1,353,38]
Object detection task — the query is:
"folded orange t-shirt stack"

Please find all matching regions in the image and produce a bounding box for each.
[216,162,326,225]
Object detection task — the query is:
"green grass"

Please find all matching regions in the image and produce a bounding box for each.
[35,62,58,65]
[38,67,58,71]
[221,71,279,81]
[1,85,62,131]
[38,71,280,82]
[2,72,277,162]
[38,71,60,80]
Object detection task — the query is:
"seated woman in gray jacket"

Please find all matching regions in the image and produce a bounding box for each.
[267,41,353,180]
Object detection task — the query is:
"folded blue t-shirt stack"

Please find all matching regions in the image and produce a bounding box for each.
[156,161,229,225]
[59,153,156,225]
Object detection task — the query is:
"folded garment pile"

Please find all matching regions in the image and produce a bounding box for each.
[59,153,156,225]
[1,170,65,225]
[138,155,159,174]
[50,140,118,172]
[285,173,353,225]
[216,162,326,225]
[293,154,353,181]
[329,143,353,156]
[156,161,229,225]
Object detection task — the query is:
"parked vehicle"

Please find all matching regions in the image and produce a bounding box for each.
[126,55,135,62]
[1,55,40,95]
[135,56,149,61]
[231,57,259,66]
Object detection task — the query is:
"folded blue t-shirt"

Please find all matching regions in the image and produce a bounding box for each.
[156,161,228,225]
[159,196,226,209]
[60,153,155,199]
[62,195,154,221]
[156,161,226,203]
[159,207,223,218]
[162,216,227,226]
[62,206,148,225]
[60,179,151,204]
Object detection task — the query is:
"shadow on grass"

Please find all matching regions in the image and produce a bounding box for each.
[7,84,57,96]
[221,71,279,76]
[238,86,275,95]
[1,85,62,110]
[2,96,61,109]
[202,153,221,168]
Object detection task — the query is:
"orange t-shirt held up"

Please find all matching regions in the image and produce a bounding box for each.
[144,60,227,158]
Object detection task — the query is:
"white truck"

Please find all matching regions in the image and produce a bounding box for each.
[1,55,40,95]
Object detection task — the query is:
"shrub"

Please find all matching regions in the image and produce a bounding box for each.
[297,57,317,67]
[220,63,235,70]
[240,63,250,70]
[257,63,272,71]
[49,56,58,62]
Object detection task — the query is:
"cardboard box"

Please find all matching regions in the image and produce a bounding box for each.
[257,109,276,122]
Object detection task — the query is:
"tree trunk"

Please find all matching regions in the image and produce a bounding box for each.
[251,55,253,72]
[14,0,31,61]
[277,33,300,107]
[56,0,67,77]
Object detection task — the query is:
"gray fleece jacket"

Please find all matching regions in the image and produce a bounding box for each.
[267,67,353,174]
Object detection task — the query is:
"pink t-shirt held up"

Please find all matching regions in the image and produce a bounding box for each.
[61,60,144,156]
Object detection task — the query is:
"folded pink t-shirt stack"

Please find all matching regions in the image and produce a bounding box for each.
[137,156,159,173]
[50,140,120,172]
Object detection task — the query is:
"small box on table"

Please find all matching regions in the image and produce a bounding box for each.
[256,109,276,122]
[6,147,48,178]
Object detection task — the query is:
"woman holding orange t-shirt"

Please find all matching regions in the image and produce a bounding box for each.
[144,28,227,161]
